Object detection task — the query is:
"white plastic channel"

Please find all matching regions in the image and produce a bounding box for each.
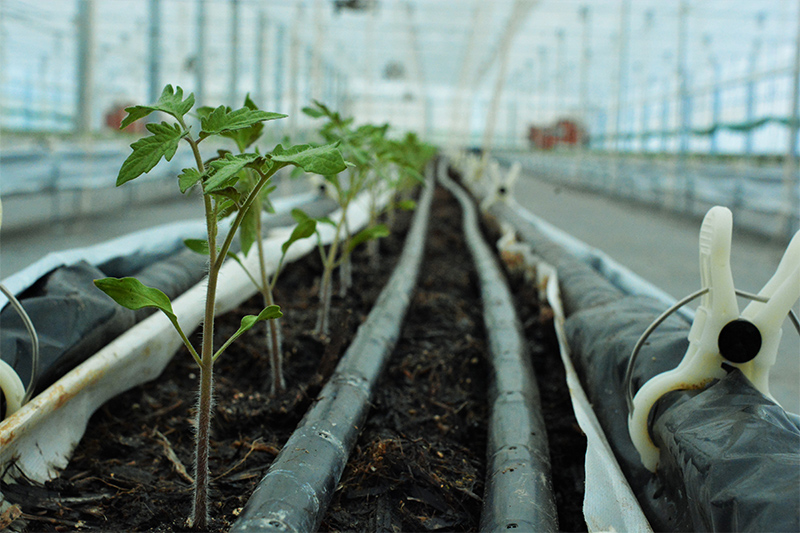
[0,192,373,500]
[538,260,653,533]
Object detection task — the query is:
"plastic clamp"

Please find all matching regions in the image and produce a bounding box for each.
[627,206,800,472]
[480,161,521,212]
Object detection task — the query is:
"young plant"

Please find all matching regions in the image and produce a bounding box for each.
[93,85,346,530]
[191,95,317,397]
[301,102,393,336]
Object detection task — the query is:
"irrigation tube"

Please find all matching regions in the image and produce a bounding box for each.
[438,168,558,532]
[231,170,435,533]
[488,198,800,532]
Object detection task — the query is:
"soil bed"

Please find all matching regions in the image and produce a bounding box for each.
[9,184,586,532]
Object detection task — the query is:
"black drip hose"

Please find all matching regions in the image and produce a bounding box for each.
[231,171,435,533]
[438,167,559,533]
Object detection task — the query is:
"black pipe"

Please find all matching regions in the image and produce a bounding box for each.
[231,173,435,533]
[438,169,558,533]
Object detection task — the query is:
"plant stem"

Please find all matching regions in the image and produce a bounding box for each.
[193,200,219,532]
[256,214,284,395]
[315,206,348,338]
[182,130,215,531]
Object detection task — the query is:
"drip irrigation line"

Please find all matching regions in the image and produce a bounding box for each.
[231,170,435,533]
[438,167,558,533]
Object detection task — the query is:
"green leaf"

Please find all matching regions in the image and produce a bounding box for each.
[261,185,277,214]
[94,277,176,320]
[217,197,238,220]
[213,305,282,361]
[195,106,216,120]
[239,203,260,256]
[397,199,417,211]
[238,306,283,334]
[282,219,317,255]
[200,105,286,139]
[120,85,194,129]
[270,143,347,175]
[347,224,390,254]
[301,106,326,118]
[291,208,312,224]
[178,168,202,193]
[210,186,242,205]
[118,122,187,186]
[184,238,211,255]
[185,239,240,266]
[204,153,261,193]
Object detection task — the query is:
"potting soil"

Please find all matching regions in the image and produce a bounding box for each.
[7,185,585,532]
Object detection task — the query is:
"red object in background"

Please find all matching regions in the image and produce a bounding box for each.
[528,119,588,150]
[105,104,145,133]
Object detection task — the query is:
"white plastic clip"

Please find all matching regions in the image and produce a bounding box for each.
[480,161,521,212]
[628,206,800,472]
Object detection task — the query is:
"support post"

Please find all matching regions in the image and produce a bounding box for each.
[229,0,240,106]
[255,11,267,107]
[780,0,800,238]
[148,0,161,107]
[196,0,206,107]
[76,0,95,135]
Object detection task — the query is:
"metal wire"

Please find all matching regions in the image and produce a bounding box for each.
[625,288,800,414]
[0,283,39,405]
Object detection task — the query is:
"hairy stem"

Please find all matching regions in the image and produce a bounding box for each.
[193,196,218,532]
[182,130,215,531]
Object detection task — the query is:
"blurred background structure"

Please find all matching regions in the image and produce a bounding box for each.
[0,0,798,411]
[0,0,798,260]
[0,0,798,153]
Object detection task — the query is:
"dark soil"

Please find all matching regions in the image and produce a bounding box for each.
[9,184,586,532]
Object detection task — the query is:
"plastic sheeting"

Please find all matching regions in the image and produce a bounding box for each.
[491,199,800,532]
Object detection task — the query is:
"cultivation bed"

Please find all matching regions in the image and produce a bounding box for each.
[3,175,585,532]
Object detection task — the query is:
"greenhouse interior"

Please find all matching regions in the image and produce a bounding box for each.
[0,0,799,532]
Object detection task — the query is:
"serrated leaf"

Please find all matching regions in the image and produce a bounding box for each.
[281,219,316,255]
[195,106,216,120]
[347,224,389,254]
[217,197,238,219]
[222,123,264,152]
[118,122,186,186]
[210,186,242,205]
[120,85,194,129]
[94,277,176,319]
[270,143,346,176]
[204,153,261,193]
[200,105,286,139]
[178,168,202,193]
[239,203,260,256]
